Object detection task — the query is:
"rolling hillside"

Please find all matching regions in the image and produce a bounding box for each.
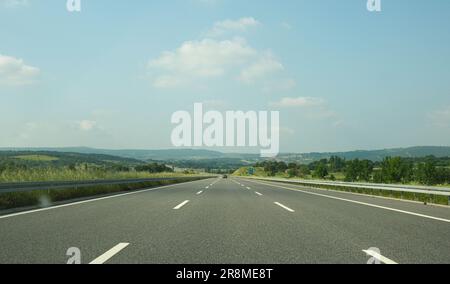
[1,146,450,164]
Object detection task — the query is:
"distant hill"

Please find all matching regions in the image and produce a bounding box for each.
[0,150,146,168]
[1,146,450,164]
[277,146,450,163]
[0,147,259,161]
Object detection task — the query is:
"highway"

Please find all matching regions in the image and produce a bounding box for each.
[0,177,449,264]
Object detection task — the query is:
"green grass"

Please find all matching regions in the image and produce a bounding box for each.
[234,167,450,187]
[13,155,59,162]
[0,176,209,210]
[0,167,203,183]
[234,167,450,206]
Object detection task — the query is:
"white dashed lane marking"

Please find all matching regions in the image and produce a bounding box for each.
[173,200,190,210]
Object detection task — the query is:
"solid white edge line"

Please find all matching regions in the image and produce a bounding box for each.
[363,249,398,264]
[0,178,214,220]
[173,200,190,210]
[89,243,130,264]
[248,180,450,224]
[274,202,295,213]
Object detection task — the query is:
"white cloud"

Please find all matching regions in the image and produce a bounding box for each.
[1,0,29,8]
[206,17,260,37]
[0,54,40,86]
[148,38,288,89]
[152,75,185,89]
[149,38,256,79]
[262,78,296,93]
[239,54,284,83]
[269,97,342,128]
[270,97,325,108]
[78,120,97,131]
[148,18,294,90]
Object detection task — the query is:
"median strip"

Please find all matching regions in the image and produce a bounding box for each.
[173,200,190,210]
[90,243,129,264]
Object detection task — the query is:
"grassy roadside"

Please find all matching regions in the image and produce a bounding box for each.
[0,168,203,183]
[0,176,210,211]
[240,176,450,206]
[233,167,450,188]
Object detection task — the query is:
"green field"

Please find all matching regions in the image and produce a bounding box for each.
[13,155,60,162]
[0,150,185,183]
[0,168,204,183]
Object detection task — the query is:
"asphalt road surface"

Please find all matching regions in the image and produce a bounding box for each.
[0,177,449,264]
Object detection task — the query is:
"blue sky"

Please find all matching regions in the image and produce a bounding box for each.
[1,0,450,153]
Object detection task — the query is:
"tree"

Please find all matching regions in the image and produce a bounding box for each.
[288,163,298,170]
[345,159,373,182]
[135,163,173,173]
[276,162,288,173]
[329,156,346,172]
[298,165,311,177]
[263,161,278,176]
[345,160,360,182]
[373,169,383,183]
[379,157,413,184]
[436,167,450,184]
[313,163,328,179]
[415,161,437,185]
[359,160,374,181]
[287,168,298,178]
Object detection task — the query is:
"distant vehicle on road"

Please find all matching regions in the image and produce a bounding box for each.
[222,175,228,179]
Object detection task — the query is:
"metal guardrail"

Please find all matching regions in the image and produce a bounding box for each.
[299,180,450,193]
[244,177,450,197]
[0,176,214,194]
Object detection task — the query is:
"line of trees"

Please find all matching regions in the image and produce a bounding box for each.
[134,163,174,173]
[254,156,450,186]
[0,160,174,176]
